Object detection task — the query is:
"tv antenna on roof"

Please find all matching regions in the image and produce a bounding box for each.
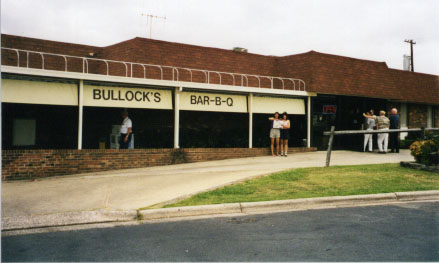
[141,13,166,39]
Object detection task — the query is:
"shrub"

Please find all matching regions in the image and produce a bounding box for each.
[410,138,439,166]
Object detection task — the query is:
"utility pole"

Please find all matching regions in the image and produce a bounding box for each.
[141,13,166,39]
[404,39,416,72]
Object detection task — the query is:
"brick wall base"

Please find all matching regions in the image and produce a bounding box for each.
[2,147,316,180]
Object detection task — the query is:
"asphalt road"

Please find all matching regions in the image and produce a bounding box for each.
[2,201,438,262]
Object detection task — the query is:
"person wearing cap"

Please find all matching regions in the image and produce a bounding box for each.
[119,110,132,149]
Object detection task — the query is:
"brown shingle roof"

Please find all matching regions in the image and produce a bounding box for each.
[101,37,276,76]
[278,51,438,104]
[2,34,438,105]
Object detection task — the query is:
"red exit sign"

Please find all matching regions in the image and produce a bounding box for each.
[323,105,337,114]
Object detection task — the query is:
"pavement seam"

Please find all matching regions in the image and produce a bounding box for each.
[394,192,400,201]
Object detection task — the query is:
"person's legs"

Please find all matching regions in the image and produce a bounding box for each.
[377,132,384,152]
[270,137,275,156]
[119,133,127,149]
[364,134,371,152]
[275,137,280,156]
[284,139,289,156]
[383,132,389,152]
[126,133,133,149]
[280,139,284,156]
[395,134,400,153]
[389,133,395,152]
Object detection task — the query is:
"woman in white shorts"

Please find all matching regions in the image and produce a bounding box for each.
[268,112,282,156]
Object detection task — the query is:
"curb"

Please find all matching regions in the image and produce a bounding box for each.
[2,190,439,232]
[395,190,439,201]
[2,210,138,231]
[139,203,242,220]
[239,193,397,214]
[139,190,439,220]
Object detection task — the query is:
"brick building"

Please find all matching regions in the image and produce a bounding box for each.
[1,34,438,178]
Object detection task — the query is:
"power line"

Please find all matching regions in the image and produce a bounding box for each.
[404,39,416,72]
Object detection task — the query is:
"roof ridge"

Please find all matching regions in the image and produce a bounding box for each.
[307,50,389,67]
[387,67,439,77]
[127,37,280,59]
[1,33,101,49]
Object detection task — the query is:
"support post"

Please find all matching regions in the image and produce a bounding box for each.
[174,87,181,148]
[307,96,311,148]
[248,93,253,148]
[325,126,335,167]
[78,80,84,150]
[420,125,425,141]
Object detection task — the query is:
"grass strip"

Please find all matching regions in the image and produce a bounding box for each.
[164,163,439,208]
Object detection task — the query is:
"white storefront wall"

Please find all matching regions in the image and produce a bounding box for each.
[2,79,78,106]
[1,78,312,149]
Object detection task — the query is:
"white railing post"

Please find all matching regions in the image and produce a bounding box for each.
[307,96,311,148]
[174,87,181,148]
[249,93,253,148]
[15,49,20,67]
[62,55,67,71]
[39,52,44,69]
[78,80,84,150]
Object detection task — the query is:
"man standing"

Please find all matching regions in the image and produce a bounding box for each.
[365,110,390,153]
[376,111,390,154]
[389,108,400,153]
[363,110,376,152]
[119,110,132,149]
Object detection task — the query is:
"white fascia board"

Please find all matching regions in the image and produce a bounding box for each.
[2,66,317,97]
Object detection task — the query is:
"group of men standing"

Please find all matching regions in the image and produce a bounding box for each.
[363,108,400,154]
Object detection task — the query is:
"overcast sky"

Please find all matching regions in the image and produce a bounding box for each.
[1,0,438,75]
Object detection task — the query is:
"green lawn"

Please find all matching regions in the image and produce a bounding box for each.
[163,163,439,208]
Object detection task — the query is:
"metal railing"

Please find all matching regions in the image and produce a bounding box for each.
[1,47,306,91]
[323,126,439,166]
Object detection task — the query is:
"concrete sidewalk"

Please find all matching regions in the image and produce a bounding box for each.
[2,150,414,219]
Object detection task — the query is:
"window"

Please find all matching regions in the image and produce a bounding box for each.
[12,119,36,146]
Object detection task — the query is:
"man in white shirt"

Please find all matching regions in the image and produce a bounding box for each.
[120,110,132,149]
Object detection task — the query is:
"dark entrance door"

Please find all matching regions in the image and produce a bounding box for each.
[312,95,387,150]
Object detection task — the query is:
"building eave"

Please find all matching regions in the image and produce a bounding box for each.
[1,66,317,97]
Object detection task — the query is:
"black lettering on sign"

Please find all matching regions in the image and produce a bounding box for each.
[135,91,142,101]
[112,90,120,100]
[93,89,101,100]
[215,97,221,105]
[191,95,197,104]
[226,97,233,106]
[143,92,150,102]
[197,96,203,104]
[154,92,161,102]
[204,96,210,105]
[126,91,134,101]
[111,90,117,100]
[118,90,125,101]
[91,88,165,103]
[102,90,110,100]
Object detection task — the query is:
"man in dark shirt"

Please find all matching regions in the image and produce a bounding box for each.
[389,108,400,153]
